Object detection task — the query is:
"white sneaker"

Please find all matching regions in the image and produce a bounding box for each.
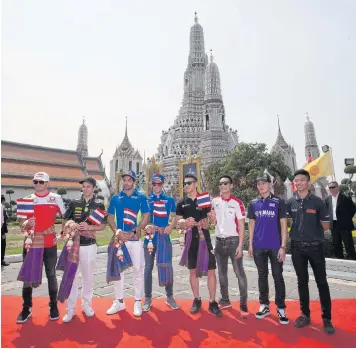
[63,310,75,323]
[133,300,142,317]
[82,305,95,317]
[106,300,126,315]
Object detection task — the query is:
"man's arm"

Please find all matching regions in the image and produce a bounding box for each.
[319,198,330,231]
[280,218,287,248]
[107,214,117,234]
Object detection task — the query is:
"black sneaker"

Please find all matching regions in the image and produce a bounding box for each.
[16,307,32,324]
[208,301,222,317]
[323,319,335,335]
[218,299,232,310]
[190,298,202,314]
[294,314,311,328]
[255,304,270,319]
[277,308,289,325]
[240,304,249,316]
[49,304,60,321]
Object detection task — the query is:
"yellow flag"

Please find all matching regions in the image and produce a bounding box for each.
[303,151,333,184]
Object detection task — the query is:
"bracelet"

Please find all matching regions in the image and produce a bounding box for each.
[280,246,286,250]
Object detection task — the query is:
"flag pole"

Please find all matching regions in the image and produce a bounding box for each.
[329,147,336,181]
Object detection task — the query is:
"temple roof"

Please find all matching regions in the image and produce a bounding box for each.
[114,118,142,159]
[271,117,294,153]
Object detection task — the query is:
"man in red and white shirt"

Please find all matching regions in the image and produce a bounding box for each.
[16,172,66,324]
[211,175,249,315]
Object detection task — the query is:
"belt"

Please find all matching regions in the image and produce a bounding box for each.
[292,240,322,246]
[80,238,96,246]
[216,236,238,241]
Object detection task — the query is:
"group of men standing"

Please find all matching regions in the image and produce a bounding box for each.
[12,166,355,336]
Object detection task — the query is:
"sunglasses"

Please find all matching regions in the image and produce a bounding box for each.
[152,182,162,187]
[184,181,195,186]
[219,181,231,186]
[33,180,45,185]
[329,186,337,189]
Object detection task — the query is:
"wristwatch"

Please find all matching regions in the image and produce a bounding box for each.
[280,246,286,250]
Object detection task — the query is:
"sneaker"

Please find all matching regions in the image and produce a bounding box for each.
[165,296,179,310]
[49,304,60,321]
[1,261,10,266]
[323,319,335,335]
[190,298,202,314]
[143,298,152,312]
[208,301,223,317]
[16,307,32,324]
[255,304,270,319]
[106,300,126,315]
[62,310,75,323]
[82,305,95,317]
[218,299,232,310]
[133,300,142,317]
[277,308,289,325]
[294,314,311,328]
[240,304,249,317]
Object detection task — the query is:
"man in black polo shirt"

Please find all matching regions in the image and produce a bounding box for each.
[172,172,222,317]
[61,177,107,323]
[286,169,335,334]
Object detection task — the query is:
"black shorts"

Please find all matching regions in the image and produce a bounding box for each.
[187,228,216,270]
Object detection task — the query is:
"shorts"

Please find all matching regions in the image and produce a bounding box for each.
[187,228,216,270]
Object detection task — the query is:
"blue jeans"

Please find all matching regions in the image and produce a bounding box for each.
[144,245,173,298]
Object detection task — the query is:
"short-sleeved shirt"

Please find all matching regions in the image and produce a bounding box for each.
[247,194,286,249]
[108,188,149,233]
[21,192,66,248]
[64,196,107,245]
[286,193,329,241]
[211,195,246,238]
[145,191,176,246]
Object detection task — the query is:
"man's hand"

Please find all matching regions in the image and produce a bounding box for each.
[208,210,216,225]
[235,245,243,259]
[145,225,154,235]
[26,217,36,228]
[277,247,286,263]
[164,225,173,235]
[79,222,89,231]
[248,244,253,258]
[185,217,196,228]
[116,230,128,243]
[53,234,63,245]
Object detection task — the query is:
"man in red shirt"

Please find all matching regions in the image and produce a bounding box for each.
[16,172,66,324]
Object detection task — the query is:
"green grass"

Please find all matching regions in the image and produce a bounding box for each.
[4,225,215,255]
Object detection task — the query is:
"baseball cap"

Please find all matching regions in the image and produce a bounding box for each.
[33,172,50,182]
[79,177,97,187]
[256,173,272,183]
[184,172,198,181]
[152,173,164,183]
[121,170,136,181]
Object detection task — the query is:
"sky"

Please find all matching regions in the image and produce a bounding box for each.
[2,0,356,181]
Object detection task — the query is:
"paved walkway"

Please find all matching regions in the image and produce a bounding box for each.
[2,250,356,303]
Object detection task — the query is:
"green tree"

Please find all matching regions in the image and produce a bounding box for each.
[5,189,14,204]
[57,187,67,196]
[204,142,292,205]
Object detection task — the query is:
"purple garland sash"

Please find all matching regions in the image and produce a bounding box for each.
[156,230,173,286]
[106,237,132,283]
[17,246,44,288]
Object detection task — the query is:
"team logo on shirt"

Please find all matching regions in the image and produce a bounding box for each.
[306,209,316,214]
[182,204,190,208]
[255,210,276,217]
[48,196,56,202]
[269,203,276,207]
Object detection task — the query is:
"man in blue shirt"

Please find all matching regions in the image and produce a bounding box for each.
[105,170,150,317]
[143,173,179,312]
[247,173,289,325]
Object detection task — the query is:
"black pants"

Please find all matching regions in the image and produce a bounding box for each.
[22,245,58,308]
[291,241,332,320]
[332,221,356,260]
[253,248,286,309]
[1,234,6,262]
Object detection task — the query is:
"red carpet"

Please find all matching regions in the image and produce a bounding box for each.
[1,296,356,348]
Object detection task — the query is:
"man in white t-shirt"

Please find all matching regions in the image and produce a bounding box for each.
[211,175,248,315]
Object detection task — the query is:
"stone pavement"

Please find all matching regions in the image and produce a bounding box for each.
[2,245,356,303]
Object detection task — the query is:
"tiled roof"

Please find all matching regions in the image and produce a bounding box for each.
[90,174,104,180]
[1,143,81,165]
[2,160,85,179]
[1,177,81,188]
[84,158,101,171]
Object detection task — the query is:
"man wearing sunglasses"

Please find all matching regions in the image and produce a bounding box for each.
[174,172,222,317]
[143,173,178,312]
[247,173,289,325]
[326,181,356,260]
[211,176,248,315]
[16,172,66,324]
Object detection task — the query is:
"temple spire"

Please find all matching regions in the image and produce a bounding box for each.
[210,49,214,62]
[194,11,198,23]
[124,116,128,139]
[77,116,88,157]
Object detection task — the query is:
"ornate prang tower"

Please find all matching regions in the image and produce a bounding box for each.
[271,116,297,173]
[304,113,320,161]
[157,13,238,187]
[77,116,88,157]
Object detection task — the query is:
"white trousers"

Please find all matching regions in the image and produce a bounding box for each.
[113,240,145,301]
[67,244,97,312]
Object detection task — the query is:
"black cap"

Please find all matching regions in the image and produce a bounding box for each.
[256,173,272,183]
[184,172,198,181]
[79,177,97,187]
